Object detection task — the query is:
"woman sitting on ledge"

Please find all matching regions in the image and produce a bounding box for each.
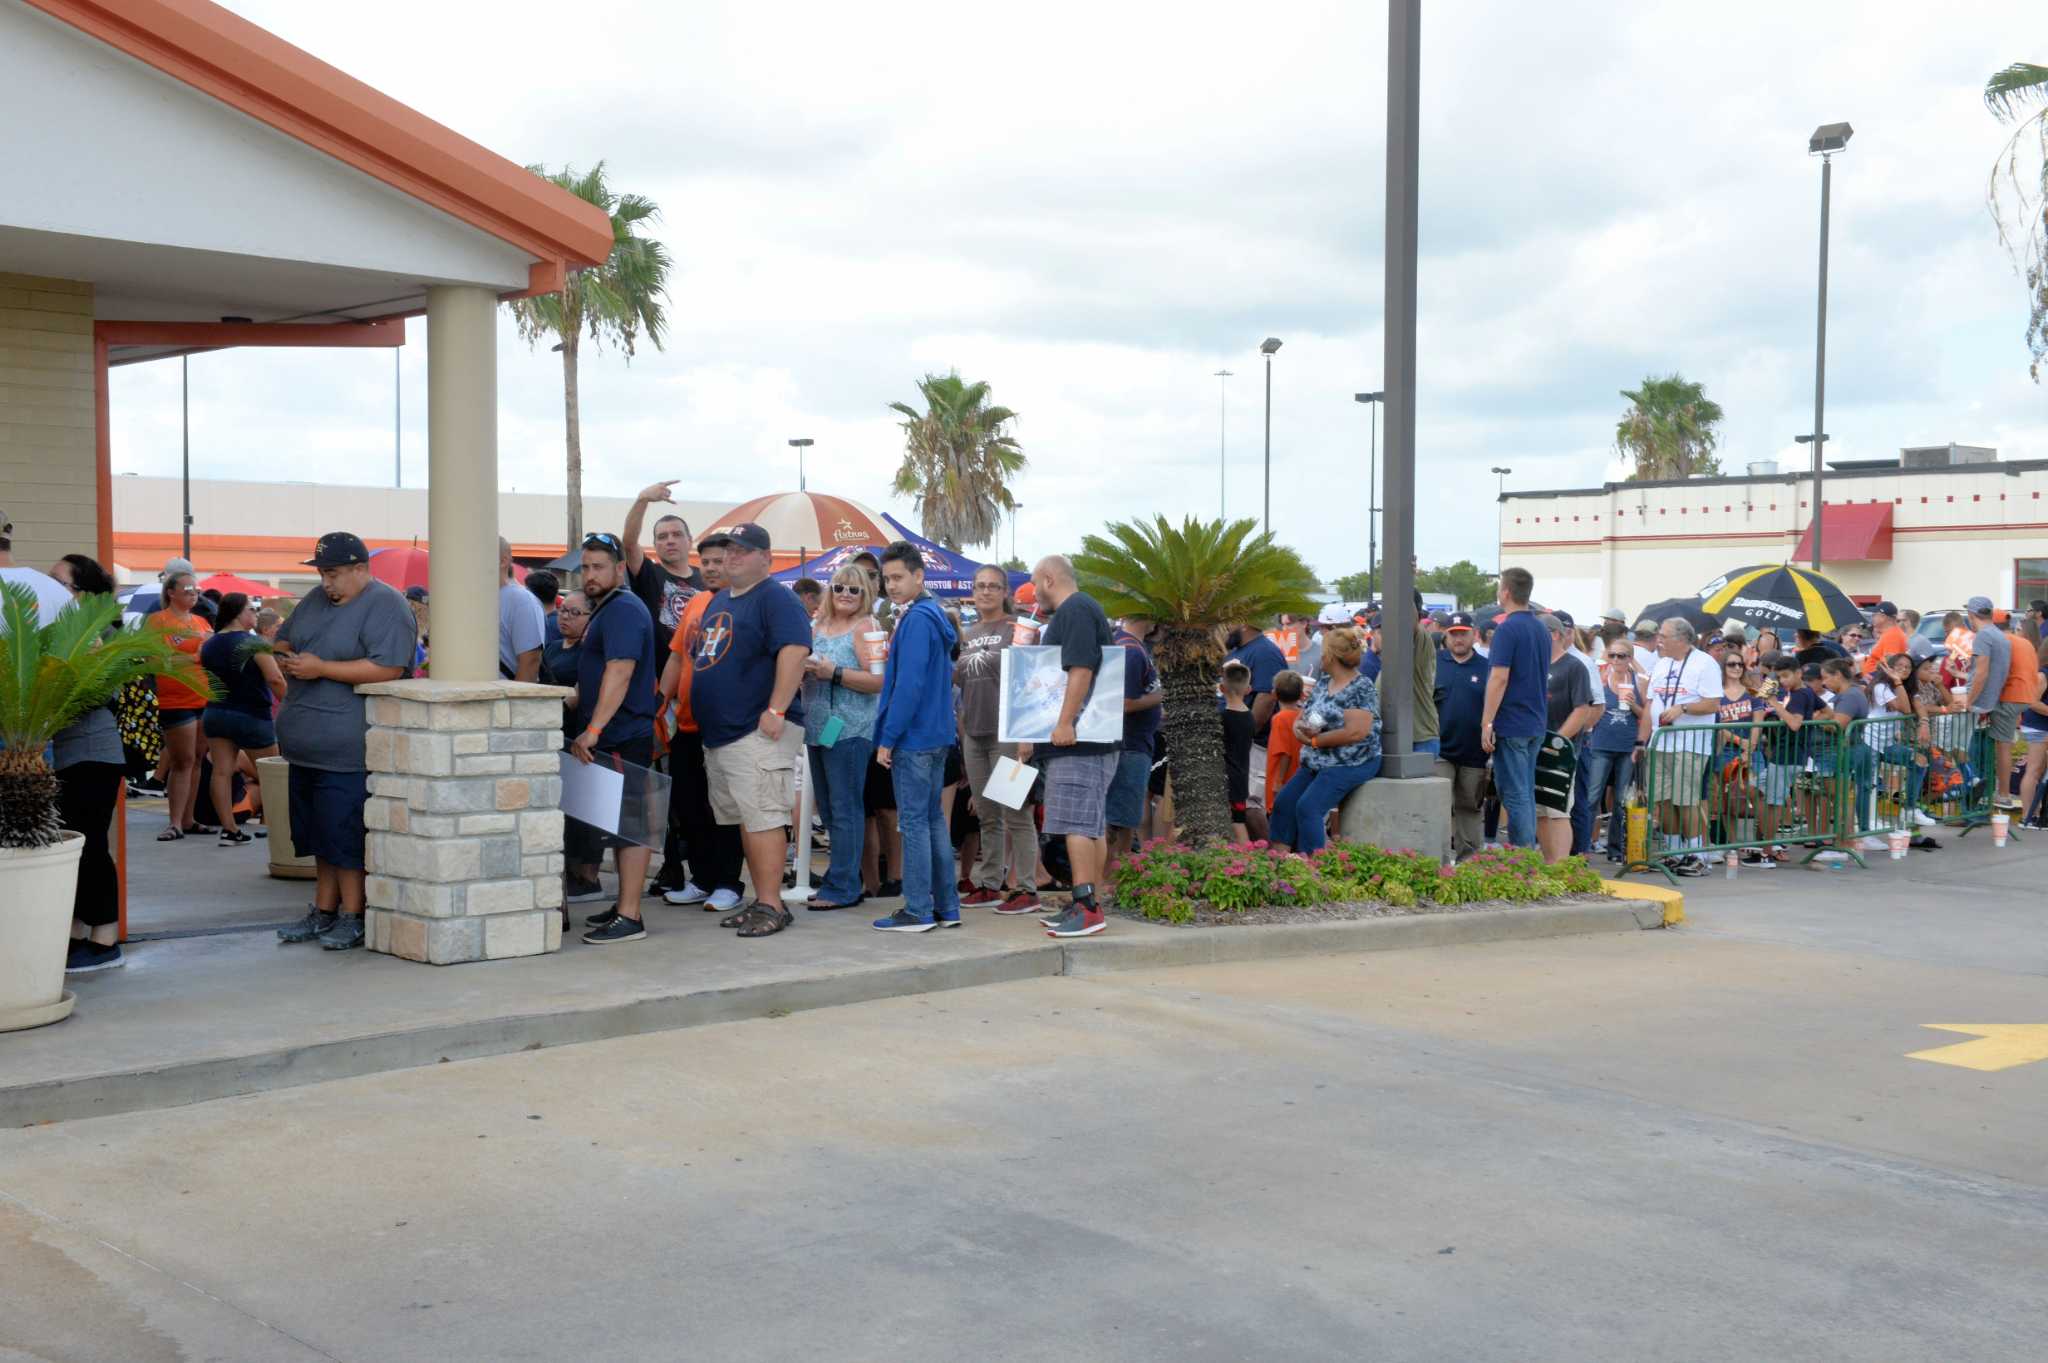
[1268,625,1381,855]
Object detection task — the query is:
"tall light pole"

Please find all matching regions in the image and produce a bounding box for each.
[1259,338,1282,534]
[180,354,192,561]
[1377,0,1425,778]
[1807,121,1852,573]
[1213,369,1233,519]
[1011,503,1024,564]
[1354,391,1383,595]
[1489,466,1512,575]
[788,437,814,492]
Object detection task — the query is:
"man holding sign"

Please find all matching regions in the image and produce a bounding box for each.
[1027,555,1117,938]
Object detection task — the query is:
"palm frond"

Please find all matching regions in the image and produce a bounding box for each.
[1986,63,2048,121]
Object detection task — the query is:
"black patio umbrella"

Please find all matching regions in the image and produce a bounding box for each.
[1634,596,1717,636]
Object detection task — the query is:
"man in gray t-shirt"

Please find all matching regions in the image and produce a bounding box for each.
[1963,595,2021,809]
[274,532,417,950]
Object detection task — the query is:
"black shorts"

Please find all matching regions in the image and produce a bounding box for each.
[864,753,897,814]
[288,765,368,870]
[203,708,275,750]
[943,745,965,789]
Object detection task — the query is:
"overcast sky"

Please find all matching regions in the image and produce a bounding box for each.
[108,0,2042,583]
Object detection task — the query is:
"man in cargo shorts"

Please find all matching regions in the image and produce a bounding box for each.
[1024,555,1117,939]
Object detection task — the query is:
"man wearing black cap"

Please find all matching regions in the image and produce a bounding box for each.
[689,522,813,937]
[1861,602,1906,679]
[1433,612,1489,858]
[273,532,418,951]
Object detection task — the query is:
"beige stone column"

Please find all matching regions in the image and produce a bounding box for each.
[425,283,498,682]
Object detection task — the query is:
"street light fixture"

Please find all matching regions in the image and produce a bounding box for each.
[1807,120,1851,572]
[1213,369,1233,519]
[1259,338,1282,534]
[1354,392,1384,595]
[1489,466,1512,576]
[788,437,814,492]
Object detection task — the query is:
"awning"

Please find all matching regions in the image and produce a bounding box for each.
[1791,502,1892,561]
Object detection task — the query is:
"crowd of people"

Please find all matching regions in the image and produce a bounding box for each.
[10,484,2047,971]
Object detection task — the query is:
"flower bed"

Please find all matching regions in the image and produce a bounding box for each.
[1110,840,1608,926]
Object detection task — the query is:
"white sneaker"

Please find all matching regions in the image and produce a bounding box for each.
[663,881,710,906]
[1855,837,1888,853]
[707,887,742,911]
[1910,809,1937,827]
[1814,849,1848,863]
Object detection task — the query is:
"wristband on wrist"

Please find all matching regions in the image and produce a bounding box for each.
[584,723,603,739]
[768,707,784,718]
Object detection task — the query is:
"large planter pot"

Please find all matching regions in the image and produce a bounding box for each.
[256,755,315,880]
[0,833,82,1032]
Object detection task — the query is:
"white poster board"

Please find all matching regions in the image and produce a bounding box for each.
[996,645,1125,744]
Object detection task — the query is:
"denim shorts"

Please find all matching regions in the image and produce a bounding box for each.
[203,708,275,750]
[288,765,368,870]
[1104,749,1152,830]
[160,708,201,732]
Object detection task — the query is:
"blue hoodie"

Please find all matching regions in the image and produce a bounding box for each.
[875,593,959,752]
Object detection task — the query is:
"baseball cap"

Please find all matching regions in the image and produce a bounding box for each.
[1965,594,1995,615]
[404,585,429,603]
[696,529,734,549]
[1429,611,1452,628]
[722,522,772,553]
[1552,609,1575,628]
[1720,619,1749,640]
[1907,633,1941,661]
[302,531,370,568]
[1316,603,1351,625]
[1632,617,1658,636]
[162,556,196,580]
[1600,607,1626,624]
[1445,611,1475,632]
[1872,601,1898,618]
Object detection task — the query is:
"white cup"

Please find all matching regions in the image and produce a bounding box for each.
[1991,812,2010,847]
[1887,828,1909,860]
[861,631,888,674]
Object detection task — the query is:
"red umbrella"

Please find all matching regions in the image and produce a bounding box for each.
[704,491,892,557]
[368,546,431,592]
[198,572,291,600]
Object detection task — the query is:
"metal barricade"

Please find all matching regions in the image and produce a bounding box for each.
[1630,718,1825,878]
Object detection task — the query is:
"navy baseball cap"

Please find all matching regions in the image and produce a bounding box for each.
[1445,612,1475,632]
[303,531,370,568]
[722,522,772,553]
[1553,609,1575,628]
[1872,601,1898,618]
[404,585,429,603]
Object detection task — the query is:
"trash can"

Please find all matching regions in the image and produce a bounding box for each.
[256,756,316,880]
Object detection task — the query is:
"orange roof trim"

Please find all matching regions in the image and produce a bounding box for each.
[26,0,613,291]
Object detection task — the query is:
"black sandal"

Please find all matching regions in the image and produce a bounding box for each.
[156,826,183,842]
[719,903,755,928]
[806,896,863,912]
[735,904,793,937]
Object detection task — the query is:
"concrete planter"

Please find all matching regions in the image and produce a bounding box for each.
[0,833,82,1031]
[256,755,315,880]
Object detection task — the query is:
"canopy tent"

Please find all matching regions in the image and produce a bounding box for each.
[771,515,993,597]
[198,572,290,600]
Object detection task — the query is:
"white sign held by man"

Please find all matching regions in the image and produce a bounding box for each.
[996,644,1124,744]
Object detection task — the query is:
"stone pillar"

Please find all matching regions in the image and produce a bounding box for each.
[357,679,574,964]
[425,283,498,682]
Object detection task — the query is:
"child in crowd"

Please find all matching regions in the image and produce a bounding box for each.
[1221,661,1257,842]
[1746,653,1818,865]
[1265,670,1306,813]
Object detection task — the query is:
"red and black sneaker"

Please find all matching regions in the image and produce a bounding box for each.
[961,887,1005,907]
[1044,902,1106,938]
[993,889,1042,915]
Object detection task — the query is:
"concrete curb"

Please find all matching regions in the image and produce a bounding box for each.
[5,900,1666,1129]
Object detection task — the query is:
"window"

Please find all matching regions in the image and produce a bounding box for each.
[2019,558,2048,610]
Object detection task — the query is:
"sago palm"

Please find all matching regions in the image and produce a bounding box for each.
[1073,516,1319,845]
[507,162,672,553]
[889,372,1025,550]
[1985,62,2048,378]
[1,584,209,848]
[1614,373,1723,481]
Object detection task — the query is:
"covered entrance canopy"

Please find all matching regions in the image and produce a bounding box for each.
[2,0,611,679]
[1792,502,1894,563]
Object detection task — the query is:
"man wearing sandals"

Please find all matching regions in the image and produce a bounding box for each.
[688,522,812,938]
[273,532,416,951]
[871,540,963,933]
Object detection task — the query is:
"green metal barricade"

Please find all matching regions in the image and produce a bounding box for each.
[1630,718,1828,877]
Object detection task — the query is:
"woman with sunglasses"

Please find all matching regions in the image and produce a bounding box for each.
[1581,637,1650,862]
[145,570,214,840]
[799,566,883,909]
[952,564,1040,912]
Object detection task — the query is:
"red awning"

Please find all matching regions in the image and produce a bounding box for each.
[1792,502,1893,561]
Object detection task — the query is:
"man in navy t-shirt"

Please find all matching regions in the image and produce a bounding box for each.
[1433,612,1490,859]
[569,531,662,944]
[687,522,813,937]
[1480,567,1549,849]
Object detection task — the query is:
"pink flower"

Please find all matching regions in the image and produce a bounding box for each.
[1252,839,1270,850]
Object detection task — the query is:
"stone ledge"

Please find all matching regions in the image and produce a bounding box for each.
[357,679,575,702]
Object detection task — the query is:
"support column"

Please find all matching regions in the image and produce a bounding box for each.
[426,284,498,682]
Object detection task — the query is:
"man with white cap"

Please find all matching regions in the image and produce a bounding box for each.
[0,507,72,625]
[1299,602,1352,678]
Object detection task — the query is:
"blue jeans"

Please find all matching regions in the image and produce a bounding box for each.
[808,736,872,903]
[1269,757,1381,854]
[1492,733,1540,849]
[890,747,958,921]
[1579,746,1634,858]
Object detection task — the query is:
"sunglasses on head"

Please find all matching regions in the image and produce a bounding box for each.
[582,532,623,552]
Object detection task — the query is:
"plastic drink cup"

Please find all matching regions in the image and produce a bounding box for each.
[1724,849,1738,878]
[1950,686,1968,704]
[1012,614,1042,646]
[858,631,888,674]
[1992,812,2010,847]
[1887,828,1909,860]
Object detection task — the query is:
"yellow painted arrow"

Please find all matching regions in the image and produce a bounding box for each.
[1906,1025,2048,1072]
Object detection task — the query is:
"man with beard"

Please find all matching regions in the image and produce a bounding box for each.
[272,532,416,951]
[570,532,662,944]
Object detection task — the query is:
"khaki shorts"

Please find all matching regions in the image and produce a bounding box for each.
[1645,745,1709,809]
[705,725,804,833]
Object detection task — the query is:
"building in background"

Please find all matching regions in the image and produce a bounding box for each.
[1499,446,2048,621]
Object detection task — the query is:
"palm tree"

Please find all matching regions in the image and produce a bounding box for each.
[1986,62,2048,379]
[1614,374,1724,481]
[889,372,1025,550]
[1072,516,1319,845]
[506,163,672,554]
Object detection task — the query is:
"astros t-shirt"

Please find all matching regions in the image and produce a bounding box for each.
[687,579,813,748]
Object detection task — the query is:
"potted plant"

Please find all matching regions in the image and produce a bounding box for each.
[1,582,203,1030]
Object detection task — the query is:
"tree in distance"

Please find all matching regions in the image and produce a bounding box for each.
[1986,61,2048,378]
[890,372,1025,551]
[1615,374,1723,481]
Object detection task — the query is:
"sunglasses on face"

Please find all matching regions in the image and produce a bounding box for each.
[832,585,861,596]
[1607,651,1631,660]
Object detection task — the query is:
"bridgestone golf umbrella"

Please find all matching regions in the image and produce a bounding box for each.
[1697,564,1861,634]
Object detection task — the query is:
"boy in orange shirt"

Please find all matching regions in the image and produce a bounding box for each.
[1264,670,1307,812]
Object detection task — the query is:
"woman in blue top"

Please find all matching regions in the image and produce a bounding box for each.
[198,592,285,846]
[1269,626,1382,855]
[799,565,884,908]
